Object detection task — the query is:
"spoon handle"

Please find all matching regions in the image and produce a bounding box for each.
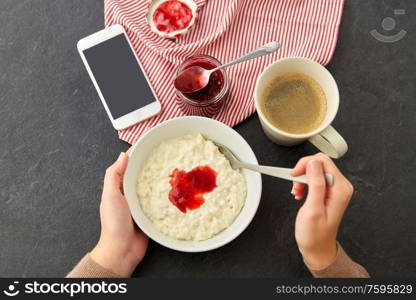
[211,41,280,72]
[238,163,334,186]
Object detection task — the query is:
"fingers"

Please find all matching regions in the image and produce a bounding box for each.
[291,153,341,177]
[291,153,331,201]
[291,181,305,200]
[304,160,326,210]
[103,152,129,195]
[291,155,317,200]
[291,154,316,176]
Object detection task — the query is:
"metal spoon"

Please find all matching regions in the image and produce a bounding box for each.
[215,143,334,186]
[174,41,280,93]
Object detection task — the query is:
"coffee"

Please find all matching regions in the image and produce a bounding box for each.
[260,72,327,134]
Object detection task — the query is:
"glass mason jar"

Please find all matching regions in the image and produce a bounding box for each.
[174,55,229,117]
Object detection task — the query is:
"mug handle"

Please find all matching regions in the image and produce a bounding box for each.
[308,126,348,159]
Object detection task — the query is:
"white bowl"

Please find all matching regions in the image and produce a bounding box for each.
[123,116,262,252]
[147,0,198,39]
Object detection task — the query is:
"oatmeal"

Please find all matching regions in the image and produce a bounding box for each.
[137,133,247,241]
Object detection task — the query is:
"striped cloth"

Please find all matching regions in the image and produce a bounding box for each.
[104,0,345,145]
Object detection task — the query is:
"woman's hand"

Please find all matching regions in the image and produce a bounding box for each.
[90,152,148,277]
[291,153,354,270]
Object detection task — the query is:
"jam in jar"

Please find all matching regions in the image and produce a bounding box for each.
[175,55,228,117]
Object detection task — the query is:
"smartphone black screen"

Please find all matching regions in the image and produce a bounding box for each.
[83,34,156,119]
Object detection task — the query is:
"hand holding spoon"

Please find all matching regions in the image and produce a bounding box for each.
[174,41,280,93]
[216,143,334,186]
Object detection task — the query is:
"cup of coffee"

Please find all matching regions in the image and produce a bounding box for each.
[254,57,348,159]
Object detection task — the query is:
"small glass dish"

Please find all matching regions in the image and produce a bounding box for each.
[174,55,229,117]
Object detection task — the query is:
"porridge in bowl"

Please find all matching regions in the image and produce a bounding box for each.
[137,133,247,241]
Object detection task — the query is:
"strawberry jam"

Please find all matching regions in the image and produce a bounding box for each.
[168,166,217,213]
[181,59,225,102]
[175,55,228,117]
[174,67,207,94]
[153,0,193,33]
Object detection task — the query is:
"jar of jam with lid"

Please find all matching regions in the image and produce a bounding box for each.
[174,55,228,117]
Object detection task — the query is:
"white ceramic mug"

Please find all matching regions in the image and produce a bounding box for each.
[254,57,348,159]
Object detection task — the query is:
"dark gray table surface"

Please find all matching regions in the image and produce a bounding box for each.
[1,0,415,277]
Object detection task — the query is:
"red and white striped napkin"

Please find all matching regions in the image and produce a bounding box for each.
[104,0,345,144]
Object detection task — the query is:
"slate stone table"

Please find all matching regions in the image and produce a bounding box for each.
[1,0,415,277]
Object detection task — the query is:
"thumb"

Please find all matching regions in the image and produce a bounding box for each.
[103,152,129,194]
[114,152,129,175]
[305,160,326,209]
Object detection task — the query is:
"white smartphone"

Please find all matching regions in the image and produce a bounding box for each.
[77,24,161,130]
